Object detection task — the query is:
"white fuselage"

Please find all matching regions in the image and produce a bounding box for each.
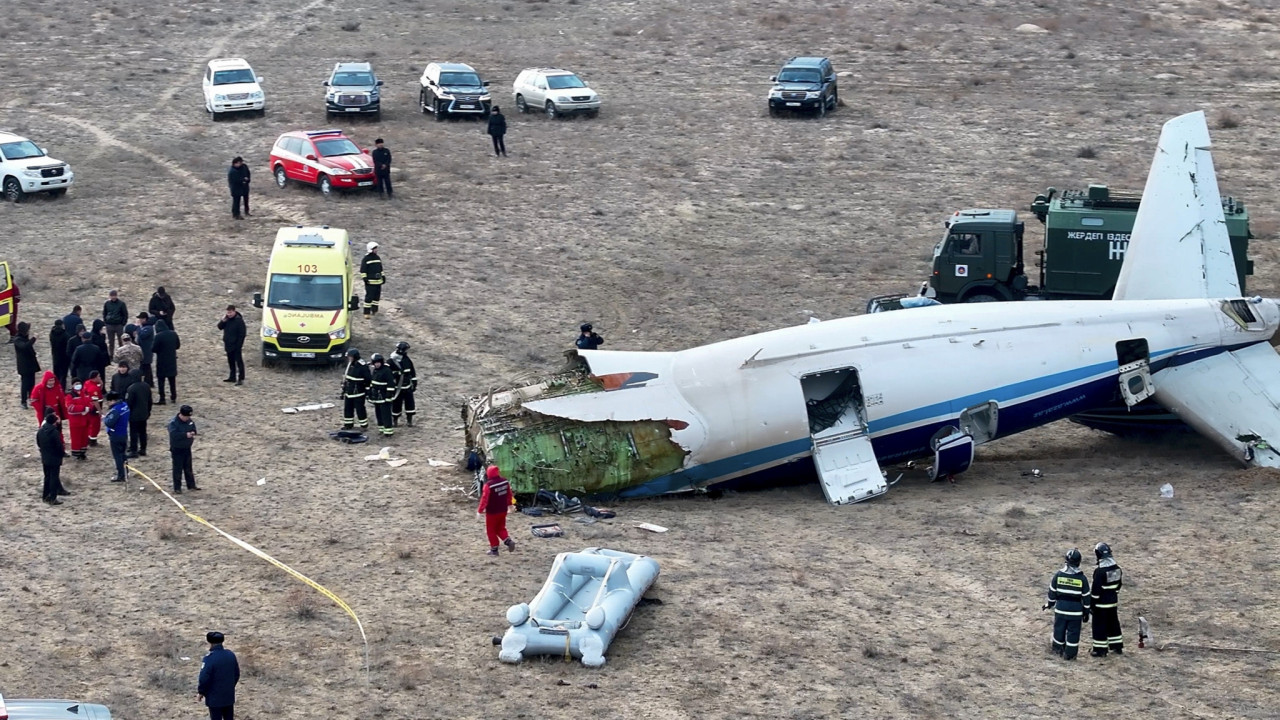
[541,298,1279,497]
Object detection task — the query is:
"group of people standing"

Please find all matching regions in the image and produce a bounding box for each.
[1044,543,1125,660]
[339,341,416,436]
[13,286,208,504]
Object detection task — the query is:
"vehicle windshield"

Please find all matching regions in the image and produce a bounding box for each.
[213,69,256,85]
[332,72,375,86]
[267,274,345,309]
[547,74,586,90]
[0,140,44,161]
[777,68,821,83]
[314,138,362,157]
[439,72,482,86]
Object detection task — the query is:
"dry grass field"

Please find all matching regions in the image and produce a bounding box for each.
[3,0,1279,718]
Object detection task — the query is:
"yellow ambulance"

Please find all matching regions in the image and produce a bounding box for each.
[252,226,359,365]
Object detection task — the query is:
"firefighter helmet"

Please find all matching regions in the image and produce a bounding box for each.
[347,348,360,359]
[1094,542,1112,560]
[370,353,384,364]
[1065,548,1083,566]
[396,341,410,352]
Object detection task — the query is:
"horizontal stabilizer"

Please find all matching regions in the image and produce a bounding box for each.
[1113,111,1240,301]
[1152,343,1280,466]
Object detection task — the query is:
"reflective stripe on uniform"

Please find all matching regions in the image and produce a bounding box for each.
[1054,587,1084,596]
[1109,635,1123,642]
[1093,640,1108,647]
[1065,641,1078,647]
[1094,603,1117,608]
[1054,609,1083,616]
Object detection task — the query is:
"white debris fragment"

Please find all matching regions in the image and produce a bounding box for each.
[807,316,822,324]
[427,459,453,467]
[282,402,336,414]
[387,458,409,468]
[366,447,395,461]
[637,522,668,533]
[1015,23,1048,33]
[1160,483,1174,498]
[257,478,267,486]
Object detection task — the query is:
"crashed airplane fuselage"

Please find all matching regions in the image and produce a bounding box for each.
[464,111,1280,504]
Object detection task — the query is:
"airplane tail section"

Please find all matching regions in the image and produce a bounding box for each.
[1113,111,1240,301]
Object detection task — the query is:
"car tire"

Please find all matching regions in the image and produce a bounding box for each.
[3,176,24,203]
[768,105,780,117]
[319,175,332,196]
[545,101,558,119]
[817,99,826,118]
[48,188,67,198]
[435,100,447,121]
[963,291,1000,303]
[420,90,429,114]
[516,95,528,114]
[209,106,219,122]
[274,166,288,189]
[258,107,266,118]
[262,356,277,369]
[586,109,599,119]
[831,89,839,108]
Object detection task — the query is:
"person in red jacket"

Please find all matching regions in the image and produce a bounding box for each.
[30,370,66,424]
[83,371,104,445]
[65,382,94,460]
[478,465,517,556]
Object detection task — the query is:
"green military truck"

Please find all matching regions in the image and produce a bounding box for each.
[923,185,1253,303]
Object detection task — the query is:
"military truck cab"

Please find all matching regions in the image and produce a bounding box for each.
[928,209,1025,303]
[924,184,1253,304]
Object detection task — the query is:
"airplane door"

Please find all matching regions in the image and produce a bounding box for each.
[801,368,887,505]
[1117,338,1155,407]
[0,261,14,336]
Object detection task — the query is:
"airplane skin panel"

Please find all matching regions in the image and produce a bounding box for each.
[1114,111,1239,301]
[1152,342,1280,467]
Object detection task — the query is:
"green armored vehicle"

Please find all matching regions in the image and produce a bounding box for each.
[923,185,1253,303]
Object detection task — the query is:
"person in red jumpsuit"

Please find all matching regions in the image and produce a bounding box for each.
[83,371,104,445]
[65,382,94,460]
[478,465,517,556]
[29,370,66,425]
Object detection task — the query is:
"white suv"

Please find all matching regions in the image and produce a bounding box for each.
[1,131,74,202]
[203,58,265,120]
[512,68,601,119]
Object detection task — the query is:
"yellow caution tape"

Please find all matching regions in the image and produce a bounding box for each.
[126,464,369,677]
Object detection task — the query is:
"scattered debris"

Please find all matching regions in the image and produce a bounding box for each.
[1138,616,1150,648]
[283,402,335,414]
[636,522,668,533]
[531,523,565,538]
[364,447,394,461]
[329,430,368,444]
[386,458,408,468]
[1015,23,1048,33]
[427,458,453,467]
[584,506,616,519]
[256,478,266,486]
[1021,469,1043,478]
[574,516,597,525]
[1160,483,1174,498]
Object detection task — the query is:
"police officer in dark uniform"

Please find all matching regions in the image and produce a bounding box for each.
[360,242,384,317]
[575,323,604,350]
[1089,542,1124,656]
[389,340,416,427]
[368,353,395,436]
[341,348,371,430]
[198,631,240,720]
[372,138,393,198]
[1043,548,1091,660]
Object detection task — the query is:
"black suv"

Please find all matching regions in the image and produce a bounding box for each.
[768,56,838,117]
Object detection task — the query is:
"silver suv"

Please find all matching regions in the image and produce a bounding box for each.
[512,68,600,118]
[324,62,383,117]
[0,694,113,720]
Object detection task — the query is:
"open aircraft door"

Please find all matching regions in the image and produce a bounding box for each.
[802,368,887,505]
[1117,338,1155,407]
[0,262,15,336]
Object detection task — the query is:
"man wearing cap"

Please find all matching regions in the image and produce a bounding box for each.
[135,312,156,387]
[198,631,240,720]
[168,404,199,493]
[102,290,129,356]
[149,286,176,329]
[359,242,384,317]
[575,323,604,351]
[103,390,131,483]
[372,138,393,199]
[228,156,251,219]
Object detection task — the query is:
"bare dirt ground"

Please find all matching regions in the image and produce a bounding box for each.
[3,0,1279,718]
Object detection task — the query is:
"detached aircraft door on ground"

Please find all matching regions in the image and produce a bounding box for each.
[802,368,887,504]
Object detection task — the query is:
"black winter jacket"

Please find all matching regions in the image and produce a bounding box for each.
[152,321,181,378]
[103,299,129,326]
[487,112,507,136]
[37,419,64,466]
[125,378,153,422]
[14,333,39,375]
[218,312,247,351]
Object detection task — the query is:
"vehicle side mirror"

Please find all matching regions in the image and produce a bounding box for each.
[40,147,48,155]
[323,81,330,86]
[252,292,263,309]
[376,80,384,86]
[306,154,317,161]
[770,76,777,82]
[826,75,835,82]
[256,75,265,83]
[348,296,359,312]
[482,81,491,87]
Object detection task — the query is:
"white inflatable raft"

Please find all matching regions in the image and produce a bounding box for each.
[499,547,659,667]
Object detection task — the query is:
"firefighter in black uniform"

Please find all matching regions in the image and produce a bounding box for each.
[340,348,370,430]
[368,353,395,436]
[360,242,384,317]
[389,340,416,427]
[1089,542,1124,656]
[1043,547,1091,660]
[372,138,393,198]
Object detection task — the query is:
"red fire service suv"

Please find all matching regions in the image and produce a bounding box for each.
[268,129,378,196]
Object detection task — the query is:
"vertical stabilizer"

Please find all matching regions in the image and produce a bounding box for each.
[1113,111,1239,300]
